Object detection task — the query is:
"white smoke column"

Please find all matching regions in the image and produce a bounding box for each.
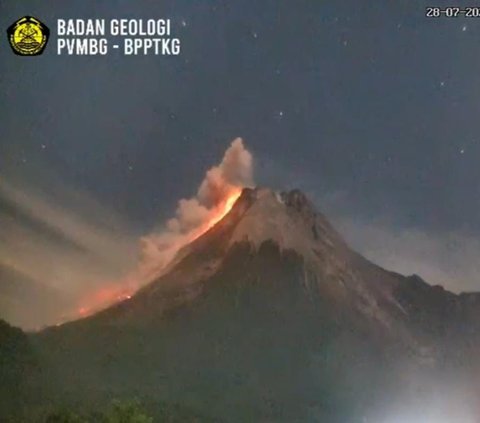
[138,138,254,280]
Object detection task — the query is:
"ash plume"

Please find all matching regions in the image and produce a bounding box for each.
[138,138,254,278]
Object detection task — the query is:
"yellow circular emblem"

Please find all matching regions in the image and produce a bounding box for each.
[7,16,50,56]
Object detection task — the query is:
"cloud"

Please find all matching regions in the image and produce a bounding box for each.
[306,188,480,293]
[0,176,138,328]
[0,178,136,275]
[335,217,480,293]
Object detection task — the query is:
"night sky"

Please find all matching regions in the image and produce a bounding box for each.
[1,0,480,327]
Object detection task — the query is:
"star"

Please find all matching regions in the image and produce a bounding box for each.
[252,31,258,39]
[462,25,467,32]
[181,19,187,27]
[440,81,445,87]
[41,144,46,150]
[460,148,465,154]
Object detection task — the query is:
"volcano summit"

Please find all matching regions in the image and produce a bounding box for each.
[2,188,480,422]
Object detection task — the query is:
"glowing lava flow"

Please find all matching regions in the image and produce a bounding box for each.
[69,189,243,322]
[75,284,135,318]
[204,188,241,232]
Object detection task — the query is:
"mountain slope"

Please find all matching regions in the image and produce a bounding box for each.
[6,188,480,421]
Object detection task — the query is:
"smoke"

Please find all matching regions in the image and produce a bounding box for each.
[139,137,254,278]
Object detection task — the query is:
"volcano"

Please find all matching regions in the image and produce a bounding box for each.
[3,188,480,422]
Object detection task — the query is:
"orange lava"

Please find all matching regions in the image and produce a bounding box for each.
[73,284,135,319]
[71,189,242,322]
[204,188,241,231]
